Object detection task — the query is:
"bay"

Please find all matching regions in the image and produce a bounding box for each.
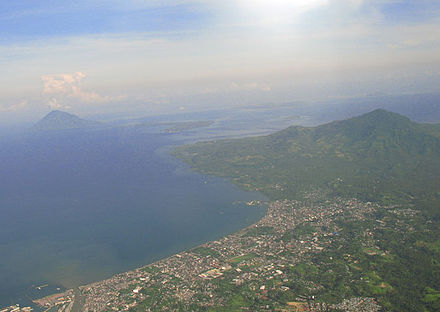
[0,126,266,308]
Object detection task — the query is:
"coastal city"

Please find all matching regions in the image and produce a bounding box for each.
[31,192,403,311]
[2,0,439,311]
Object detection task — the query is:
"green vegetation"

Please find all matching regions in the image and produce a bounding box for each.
[191,246,220,257]
[174,109,440,214]
[173,109,440,311]
[417,123,440,138]
[228,253,257,264]
[423,287,440,310]
[141,265,160,274]
[242,226,275,237]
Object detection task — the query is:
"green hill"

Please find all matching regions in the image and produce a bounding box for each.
[174,109,440,214]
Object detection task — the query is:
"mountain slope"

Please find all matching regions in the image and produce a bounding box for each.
[32,110,100,131]
[174,109,440,212]
[172,109,440,311]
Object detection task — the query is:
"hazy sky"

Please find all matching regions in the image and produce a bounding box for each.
[1,0,439,123]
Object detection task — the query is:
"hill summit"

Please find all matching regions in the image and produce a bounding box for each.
[175,109,440,210]
[32,110,99,131]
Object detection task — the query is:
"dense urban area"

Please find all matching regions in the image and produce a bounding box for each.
[29,191,428,311]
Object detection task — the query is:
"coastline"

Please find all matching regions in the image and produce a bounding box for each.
[32,196,381,311]
[32,200,268,311]
[0,132,268,311]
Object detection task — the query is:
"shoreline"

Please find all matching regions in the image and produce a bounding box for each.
[30,200,268,311]
[32,196,381,311]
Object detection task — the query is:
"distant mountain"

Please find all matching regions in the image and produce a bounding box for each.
[32,110,100,131]
[175,109,440,212]
[285,92,440,124]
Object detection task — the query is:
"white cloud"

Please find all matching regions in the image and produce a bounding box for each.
[0,0,439,119]
[47,98,72,110]
[41,72,111,110]
[42,72,109,102]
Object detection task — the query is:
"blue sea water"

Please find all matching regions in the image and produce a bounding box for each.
[0,126,266,308]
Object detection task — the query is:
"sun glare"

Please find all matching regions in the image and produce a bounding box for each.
[235,0,328,28]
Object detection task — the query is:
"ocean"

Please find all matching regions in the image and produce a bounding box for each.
[0,125,266,308]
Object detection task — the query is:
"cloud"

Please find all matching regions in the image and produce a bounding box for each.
[47,98,72,110]
[0,0,439,119]
[0,100,29,112]
[41,72,110,110]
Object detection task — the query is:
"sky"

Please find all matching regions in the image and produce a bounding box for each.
[0,0,439,124]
